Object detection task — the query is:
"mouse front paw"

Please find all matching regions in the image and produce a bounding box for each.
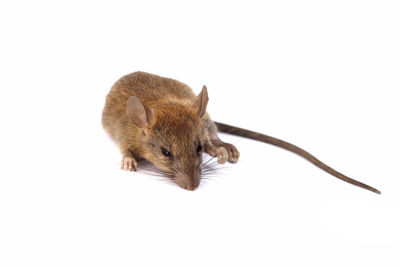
[206,146,229,164]
[121,156,138,171]
[207,142,240,164]
[222,143,240,163]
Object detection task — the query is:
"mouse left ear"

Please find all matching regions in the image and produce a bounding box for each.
[192,85,209,118]
[126,96,154,129]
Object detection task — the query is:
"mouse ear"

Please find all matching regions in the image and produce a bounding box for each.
[192,85,209,118]
[126,96,154,129]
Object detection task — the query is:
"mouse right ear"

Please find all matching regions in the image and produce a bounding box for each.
[192,85,209,118]
[126,96,154,129]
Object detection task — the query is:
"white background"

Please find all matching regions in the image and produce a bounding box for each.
[1,0,399,266]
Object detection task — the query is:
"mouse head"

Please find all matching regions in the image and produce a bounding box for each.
[126,86,209,190]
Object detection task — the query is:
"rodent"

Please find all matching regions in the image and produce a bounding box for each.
[102,71,381,194]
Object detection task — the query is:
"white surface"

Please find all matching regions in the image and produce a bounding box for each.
[1,1,399,266]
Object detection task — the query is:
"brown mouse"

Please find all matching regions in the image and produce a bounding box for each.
[102,71,380,194]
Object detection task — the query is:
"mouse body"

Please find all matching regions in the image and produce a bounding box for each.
[102,71,380,194]
[102,71,239,190]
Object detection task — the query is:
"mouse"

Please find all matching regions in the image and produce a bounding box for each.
[102,71,380,194]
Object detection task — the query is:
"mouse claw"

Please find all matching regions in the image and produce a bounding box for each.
[121,156,137,171]
[207,142,239,164]
[213,146,229,164]
[222,143,240,163]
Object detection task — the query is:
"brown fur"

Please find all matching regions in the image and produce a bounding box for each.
[102,72,239,190]
[103,71,380,194]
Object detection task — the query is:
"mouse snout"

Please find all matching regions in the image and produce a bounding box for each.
[174,167,201,191]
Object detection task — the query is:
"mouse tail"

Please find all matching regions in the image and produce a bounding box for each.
[214,122,381,194]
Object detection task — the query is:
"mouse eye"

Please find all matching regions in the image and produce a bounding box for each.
[161,148,173,158]
[196,144,203,155]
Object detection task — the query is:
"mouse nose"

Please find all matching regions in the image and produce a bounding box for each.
[184,177,200,191]
[174,174,200,191]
